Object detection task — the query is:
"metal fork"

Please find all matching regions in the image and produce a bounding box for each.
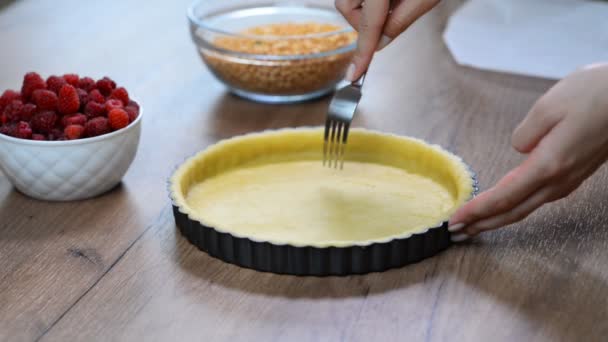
[323,73,366,169]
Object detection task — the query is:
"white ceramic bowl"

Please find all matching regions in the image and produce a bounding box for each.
[0,109,142,201]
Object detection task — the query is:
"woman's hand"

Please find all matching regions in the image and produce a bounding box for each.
[335,0,440,81]
[449,63,608,241]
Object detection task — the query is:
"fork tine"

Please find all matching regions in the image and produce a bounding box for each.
[322,72,365,169]
[333,123,343,168]
[339,122,350,169]
[342,122,350,143]
[329,120,337,168]
[323,118,331,166]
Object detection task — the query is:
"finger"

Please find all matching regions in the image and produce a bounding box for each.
[456,126,608,239]
[458,147,608,237]
[346,0,390,81]
[449,155,548,228]
[463,185,558,236]
[511,95,562,154]
[383,0,440,39]
[335,0,363,30]
[456,118,608,235]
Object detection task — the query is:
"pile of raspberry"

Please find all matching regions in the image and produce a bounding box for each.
[0,72,140,140]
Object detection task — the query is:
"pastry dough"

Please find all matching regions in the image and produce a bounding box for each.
[171,128,474,247]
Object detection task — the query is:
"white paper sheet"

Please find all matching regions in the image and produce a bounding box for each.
[443,0,608,79]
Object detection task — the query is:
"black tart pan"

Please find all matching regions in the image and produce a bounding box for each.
[170,128,478,276]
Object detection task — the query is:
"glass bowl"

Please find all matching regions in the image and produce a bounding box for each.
[187,0,357,104]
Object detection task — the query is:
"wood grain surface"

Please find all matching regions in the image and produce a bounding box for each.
[1,0,607,341]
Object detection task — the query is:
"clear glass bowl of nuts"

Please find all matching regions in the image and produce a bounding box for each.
[187,0,357,104]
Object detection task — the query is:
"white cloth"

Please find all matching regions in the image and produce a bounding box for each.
[443,0,608,79]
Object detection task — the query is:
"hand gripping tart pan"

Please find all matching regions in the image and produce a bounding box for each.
[169,128,477,276]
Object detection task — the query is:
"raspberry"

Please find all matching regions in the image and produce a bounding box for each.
[32,89,58,111]
[19,103,37,121]
[78,77,96,92]
[105,99,123,113]
[0,113,6,125]
[85,101,106,118]
[96,77,116,96]
[124,105,139,122]
[46,75,67,94]
[0,123,16,137]
[77,88,88,109]
[0,90,21,112]
[109,87,129,106]
[48,128,65,141]
[4,100,23,122]
[57,84,80,114]
[108,108,129,130]
[15,121,33,139]
[128,100,139,109]
[64,124,85,140]
[21,72,47,101]
[85,117,110,137]
[88,89,105,103]
[63,74,79,87]
[32,133,46,141]
[62,113,87,127]
[31,111,58,133]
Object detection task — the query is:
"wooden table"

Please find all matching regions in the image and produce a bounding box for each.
[2,1,607,341]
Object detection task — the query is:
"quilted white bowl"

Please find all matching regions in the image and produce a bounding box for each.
[0,109,142,201]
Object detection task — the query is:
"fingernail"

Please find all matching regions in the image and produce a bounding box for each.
[448,223,465,233]
[345,63,356,82]
[376,35,392,50]
[451,233,470,243]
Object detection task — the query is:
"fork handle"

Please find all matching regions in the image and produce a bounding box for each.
[352,72,366,89]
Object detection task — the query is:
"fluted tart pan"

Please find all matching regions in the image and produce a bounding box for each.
[169,128,477,276]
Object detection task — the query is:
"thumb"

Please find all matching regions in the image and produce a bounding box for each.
[346,0,390,81]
